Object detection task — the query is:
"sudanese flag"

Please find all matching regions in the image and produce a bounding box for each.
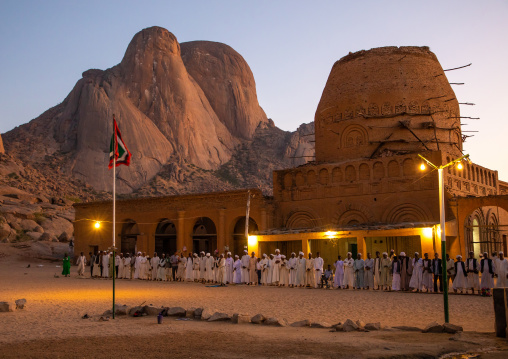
[108,116,131,169]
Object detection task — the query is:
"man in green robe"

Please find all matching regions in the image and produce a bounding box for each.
[62,253,71,277]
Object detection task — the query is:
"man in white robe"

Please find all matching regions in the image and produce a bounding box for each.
[233,255,242,284]
[313,252,324,289]
[333,255,344,289]
[296,252,306,287]
[260,254,269,285]
[102,251,110,278]
[353,253,365,289]
[199,252,206,283]
[241,250,250,284]
[373,251,381,290]
[267,254,274,285]
[288,252,298,287]
[123,254,131,279]
[496,251,508,288]
[158,254,166,281]
[116,253,124,279]
[409,252,423,292]
[185,253,194,281]
[272,249,282,285]
[150,253,159,281]
[480,252,495,290]
[466,251,480,294]
[205,253,214,282]
[343,252,354,289]
[134,252,142,279]
[76,252,86,277]
[217,254,226,285]
[225,252,234,284]
[364,253,374,289]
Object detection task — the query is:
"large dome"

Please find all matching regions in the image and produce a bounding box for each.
[315,46,462,163]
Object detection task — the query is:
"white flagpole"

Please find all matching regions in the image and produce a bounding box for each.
[112,117,116,319]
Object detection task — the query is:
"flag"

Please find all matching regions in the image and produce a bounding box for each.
[108,117,131,169]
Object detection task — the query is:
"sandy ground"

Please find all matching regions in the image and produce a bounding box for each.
[1,244,507,358]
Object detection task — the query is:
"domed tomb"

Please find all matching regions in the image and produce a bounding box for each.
[315,46,462,163]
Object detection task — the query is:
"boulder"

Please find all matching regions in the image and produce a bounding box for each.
[15,299,27,309]
[186,307,196,318]
[201,308,214,321]
[251,314,266,324]
[20,219,42,232]
[232,313,250,324]
[290,319,311,327]
[194,307,203,318]
[264,317,287,327]
[443,323,463,334]
[356,320,366,329]
[58,232,70,243]
[26,231,43,241]
[38,232,52,242]
[208,312,231,322]
[342,319,359,332]
[41,217,74,239]
[422,322,444,333]
[0,302,14,312]
[115,304,129,316]
[365,322,381,331]
[332,324,344,332]
[143,305,163,316]
[128,306,144,316]
[164,306,185,317]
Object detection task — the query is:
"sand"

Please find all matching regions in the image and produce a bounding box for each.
[1,244,507,358]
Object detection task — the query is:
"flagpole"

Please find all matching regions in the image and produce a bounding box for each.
[245,190,251,246]
[112,117,116,320]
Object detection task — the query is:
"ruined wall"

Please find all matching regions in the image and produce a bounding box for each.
[315,46,462,163]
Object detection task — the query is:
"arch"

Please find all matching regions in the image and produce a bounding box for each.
[332,167,343,183]
[283,173,293,189]
[155,219,177,255]
[340,124,368,149]
[307,170,316,185]
[387,160,400,178]
[319,168,329,185]
[368,103,379,116]
[383,203,431,223]
[373,161,384,180]
[333,202,375,227]
[402,158,416,176]
[295,171,304,186]
[121,219,140,254]
[359,163,370,180]
[395,102,406,114]
[232,217,258,256]
[408,101,419,114]
[345,165,356,182]
[286,211,319,230]
[192,217,217,254]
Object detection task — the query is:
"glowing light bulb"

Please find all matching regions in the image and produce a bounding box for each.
[420,163,426,171]
[457,162,463,170]
[94,221,101,229]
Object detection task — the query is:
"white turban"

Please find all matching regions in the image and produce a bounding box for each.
[400,252,406,257]
[357,253,362,256]
[414,252,419,256]
[291,252,295,255]
[456,255,462,259]
[244,250,248,253]
[281,255,286,259]
[227,252,231,255]
[500,251,504,255]
[262,254,267,257]
[299,251,304,256]
[275,249,280,252]
[382,252,388,256]
[235,255,239,258]
[347,252,352,255]
[206,253,210,257]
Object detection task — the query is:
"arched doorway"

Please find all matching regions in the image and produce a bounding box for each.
[232,217,258,256]
[465,208,504,256]
[192,217,217,254]
[121,220,139,255]
[155,219,177,255]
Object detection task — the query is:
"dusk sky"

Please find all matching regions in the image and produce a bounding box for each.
[0,1,506,177]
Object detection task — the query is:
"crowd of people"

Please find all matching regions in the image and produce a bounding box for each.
[73,249,508,294]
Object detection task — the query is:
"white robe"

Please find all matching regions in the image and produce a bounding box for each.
[217,258,226,284]
[76,255,86,276]
[267,259,274,284]
[313,257,324,288]
[205,256,214,281]
[150,256,159,281]
[296,257,306,286]
[261,258,269,284]
[102,254,109,278]
[199,256,206,280]
[280,259,289,286]
[363,258,374,288]
[480,259,495,289]
[233,259,242,284]
[453,261,468,290]
[422,259,433,291]
[392,261,401,291]
[373,257,381,289]
[225,257,234,283]
[466,258,480,290]
[333,260,344,288]
[193,258,200,280]
[272,254,282,283]
[288,257,298,285]
[343,258,354,288]
[241,254,250,283]
[116,256,124,279]
[186,257,194,280]
[123,257,131,279]
[157,258,166,280]
[409,258,423,290]
[496,258,508,287]
[134,256,141,279]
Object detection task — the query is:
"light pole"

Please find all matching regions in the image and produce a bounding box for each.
[418,153,470,323]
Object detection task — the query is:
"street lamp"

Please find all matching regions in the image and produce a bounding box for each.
[418,153,470,323]
[94,221,101,229]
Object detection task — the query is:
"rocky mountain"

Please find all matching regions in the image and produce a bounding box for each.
[0,26,314,244]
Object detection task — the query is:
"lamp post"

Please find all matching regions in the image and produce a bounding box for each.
[418,153,470,323]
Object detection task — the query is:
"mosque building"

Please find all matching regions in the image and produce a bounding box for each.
[74,46,508,265]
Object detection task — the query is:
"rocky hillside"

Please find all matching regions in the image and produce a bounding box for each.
[0,26,314,244]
